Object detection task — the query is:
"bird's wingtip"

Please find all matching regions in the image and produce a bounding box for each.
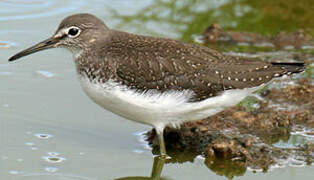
[271,62,306,74]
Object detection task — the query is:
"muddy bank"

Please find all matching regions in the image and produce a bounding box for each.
[146,73,313,178]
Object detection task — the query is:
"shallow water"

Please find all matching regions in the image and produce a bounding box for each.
[1,0,313,179]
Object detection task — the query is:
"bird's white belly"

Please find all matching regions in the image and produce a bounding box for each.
[78,77,259,129]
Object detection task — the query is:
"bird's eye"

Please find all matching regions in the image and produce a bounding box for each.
[67,26,81,37]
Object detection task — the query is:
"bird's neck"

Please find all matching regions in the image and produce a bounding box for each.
[73,50,116,84]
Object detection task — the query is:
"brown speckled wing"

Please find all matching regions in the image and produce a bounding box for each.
[104,31,304,101]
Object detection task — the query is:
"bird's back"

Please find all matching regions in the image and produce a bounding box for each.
[85,30,305,102]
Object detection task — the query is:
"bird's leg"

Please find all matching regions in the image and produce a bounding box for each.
[151,156,165,180]
[155,126,167,158]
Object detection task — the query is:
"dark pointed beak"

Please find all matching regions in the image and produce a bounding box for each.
[8,37,59,62]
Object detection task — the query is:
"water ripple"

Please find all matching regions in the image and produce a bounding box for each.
[20,173,93,180]
[34,133,54,139]
[44,167,58,173]
[42,153,66,163]
[0,0,87,21]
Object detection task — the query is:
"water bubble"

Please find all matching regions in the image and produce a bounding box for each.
[43,152,64,163]
[34,133,53,139]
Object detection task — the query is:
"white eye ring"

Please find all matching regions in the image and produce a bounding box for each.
[67,26,81,38]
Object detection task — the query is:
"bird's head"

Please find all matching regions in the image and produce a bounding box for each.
[9,13,108,61]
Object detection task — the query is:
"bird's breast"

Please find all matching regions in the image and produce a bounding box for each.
[77,76,197,126]
[77,75,260,128]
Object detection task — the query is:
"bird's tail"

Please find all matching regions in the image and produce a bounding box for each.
[271,62,306,74]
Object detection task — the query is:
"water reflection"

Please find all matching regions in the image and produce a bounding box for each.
[115,152,248,180]
[166,149,248,179]
[111,0,314,42]
[205,156,246,179]
[110,0,228,41]
[115,156,168,180]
